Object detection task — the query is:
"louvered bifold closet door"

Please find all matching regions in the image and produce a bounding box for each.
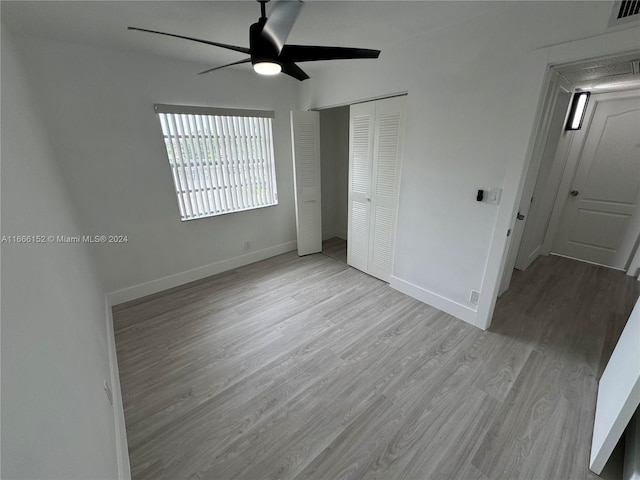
[348,102,375,273]
[291,111,322,256]
[348,96,405,282]
[368,96,405,282]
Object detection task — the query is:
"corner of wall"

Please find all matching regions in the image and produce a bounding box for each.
[390,276,483,330]
[474,54,552,331]
[102,239,300,479]
[107,240,297,306]
[104,298,131,480]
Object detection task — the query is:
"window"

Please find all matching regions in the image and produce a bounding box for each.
[155,104,278,221]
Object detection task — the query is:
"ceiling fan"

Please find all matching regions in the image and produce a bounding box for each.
[128,0,380,81]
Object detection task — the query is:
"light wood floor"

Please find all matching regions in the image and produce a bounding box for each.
[113,239,639,480]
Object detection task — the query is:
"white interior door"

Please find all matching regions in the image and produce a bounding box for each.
[291,110,322,256]
[367,97,405,281]
[551,91,640,269]
[347,102,375,273]
[514,79,573,272]
[498,72,572,295]
[347,96,405,282]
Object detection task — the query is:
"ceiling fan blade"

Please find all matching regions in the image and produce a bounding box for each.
[281,63,309,81]
[280,45,380,63]
[262,0,303,53]
[198,58,252,75]
[128,27,250,55]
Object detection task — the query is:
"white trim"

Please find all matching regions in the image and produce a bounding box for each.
[499,69,566,296]
[513,71,573,274]
[107,241,297,306]
[322,231,347,241]
[311,91,409,111]
[550,253,626,271]
[154,103,274,118]
[103,240,297,476]
[628,245,640,278]
[104,299,131,479]
[544,29,640,65]
[390,276,483,330]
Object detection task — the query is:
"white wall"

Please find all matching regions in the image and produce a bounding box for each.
[301,1,640,328]
[1,28,119,479]
[591,296,640,473]
[320,106,349,240]
[11,34,301,300]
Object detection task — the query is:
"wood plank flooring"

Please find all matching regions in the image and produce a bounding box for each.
[113,239,639,480]
[321,236,348,264]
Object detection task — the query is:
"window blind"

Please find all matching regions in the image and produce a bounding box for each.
[155,104,278,221]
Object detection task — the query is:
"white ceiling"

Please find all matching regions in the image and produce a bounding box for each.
[1,0,510,74]
[4,0,639,87]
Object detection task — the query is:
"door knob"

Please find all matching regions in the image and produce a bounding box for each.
[570,190,579,197]
[517,212,525,220]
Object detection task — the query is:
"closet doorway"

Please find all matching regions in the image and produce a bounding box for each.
[317,95,406,280]
[318,106,350,264]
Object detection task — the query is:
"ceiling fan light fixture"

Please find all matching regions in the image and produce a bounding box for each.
[129,0,380,82]
[253,61,282,75]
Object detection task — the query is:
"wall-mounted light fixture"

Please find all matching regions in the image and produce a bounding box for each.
[565,91,590,130]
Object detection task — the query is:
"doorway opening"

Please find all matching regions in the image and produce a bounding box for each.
[500,50,640,295]
[319,106,350,264]
[316,94,407,277]
[549,88,640,270]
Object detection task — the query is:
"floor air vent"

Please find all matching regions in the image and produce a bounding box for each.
[609,0,640,27]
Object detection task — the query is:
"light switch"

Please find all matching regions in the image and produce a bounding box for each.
[485,188,502,205]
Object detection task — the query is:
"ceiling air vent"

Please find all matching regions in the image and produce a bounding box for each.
[609,0,640,27]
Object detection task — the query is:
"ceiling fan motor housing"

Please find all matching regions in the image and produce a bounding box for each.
[128,0,380,81]
[250,20,279,66]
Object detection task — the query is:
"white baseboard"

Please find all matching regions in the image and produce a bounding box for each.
[550,253,626,272]
[107,241,297,306]
[103,241,297,478]
[104,299,131,480]
[390,276,483,329]
[322,231,347,241]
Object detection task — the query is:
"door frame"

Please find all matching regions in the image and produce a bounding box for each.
[313,92,408,263]
[513,77,573,272]
[543,88,640,273]
[500,65,640,301]
[498,70,573,295]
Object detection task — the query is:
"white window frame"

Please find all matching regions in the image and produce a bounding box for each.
[155,104,278,221]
